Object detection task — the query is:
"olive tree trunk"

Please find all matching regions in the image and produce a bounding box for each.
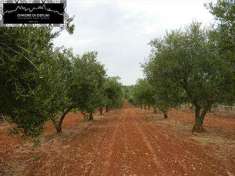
[51,107,73,134]
[163,112,168,119]
[99,107,103,115]
[0,114,4,122]
[192,106,207,133]
[105,106,109,112]
[88,112,93,121]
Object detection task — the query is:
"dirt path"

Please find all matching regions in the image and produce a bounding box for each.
[0,107,234,176]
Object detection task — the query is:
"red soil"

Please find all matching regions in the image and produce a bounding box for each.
[0,107,234,176]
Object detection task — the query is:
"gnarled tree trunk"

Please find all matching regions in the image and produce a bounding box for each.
[99,107,103,115]
[163,112,168,119]
[192,106,207,133]
[105,106,109,112]
[88,112,94,121]
[51,107,73,134]
[88,112,93,121]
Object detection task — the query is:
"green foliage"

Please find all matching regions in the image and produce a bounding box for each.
[0,23,75,136]
[208,0,235,100]
[70,52,106,115]
[132,79,155,108]
[103,77,124,109]
[0,27,55,136]
[38,49,74,132]
[44,49,73,111]
[208,0,235,64]
[122,85,135,103]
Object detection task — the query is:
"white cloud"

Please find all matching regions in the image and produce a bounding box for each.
[54,0,215,85]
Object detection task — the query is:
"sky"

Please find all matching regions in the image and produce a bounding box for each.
[54,0,215,85]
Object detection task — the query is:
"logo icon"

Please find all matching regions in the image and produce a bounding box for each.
[0,0,66,26]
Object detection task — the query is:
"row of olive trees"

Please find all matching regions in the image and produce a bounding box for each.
[132,0,235,133]
[43,51,124,133]
[0,27,124,136]
[131,79,172,119]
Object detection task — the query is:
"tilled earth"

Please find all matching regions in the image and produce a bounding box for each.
[0,106,234,176]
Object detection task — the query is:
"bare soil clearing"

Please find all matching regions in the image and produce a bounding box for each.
[0,106,234,176]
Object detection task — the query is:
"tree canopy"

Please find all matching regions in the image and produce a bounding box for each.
[70,52,106,120]
[0,27,56,136]
[103,77,124,112]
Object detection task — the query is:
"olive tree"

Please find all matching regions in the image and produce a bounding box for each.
[0,27,55,136]
[102,77,124,113]
[39,49,74,133]
[70,52,106,121]
[145,22,233,132]
[132,79,155,110]
[0,25,74,136]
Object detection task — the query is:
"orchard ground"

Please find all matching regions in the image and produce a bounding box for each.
[0,104,234,176]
